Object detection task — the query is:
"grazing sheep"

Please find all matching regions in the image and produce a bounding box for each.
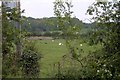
[80,44,83,46]
[59,43,63,46]
[52,40,54,42]
[59,43,62,45]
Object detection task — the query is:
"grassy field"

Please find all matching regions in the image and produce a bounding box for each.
[34,39,101,78]
[35,39,67,77]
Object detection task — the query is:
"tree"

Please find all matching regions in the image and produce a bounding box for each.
[85,1,120,79]
[53,0,120,79]
[54,0,83,66]
[2,2,40,78]
[2,2,22,77]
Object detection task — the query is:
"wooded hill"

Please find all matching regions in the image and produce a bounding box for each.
[22,17,96,36]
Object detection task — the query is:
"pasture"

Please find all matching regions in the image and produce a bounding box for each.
[33,38,101,78]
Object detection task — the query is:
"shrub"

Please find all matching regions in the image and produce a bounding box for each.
[20,42,41,78]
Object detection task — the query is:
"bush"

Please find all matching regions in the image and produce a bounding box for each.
[20,42,41,78]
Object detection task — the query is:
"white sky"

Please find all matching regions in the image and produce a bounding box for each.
[0,0,118,23]
[21,0,96,23]
[2,0,117,22]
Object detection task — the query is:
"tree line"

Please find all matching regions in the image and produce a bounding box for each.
[22,17,96,37]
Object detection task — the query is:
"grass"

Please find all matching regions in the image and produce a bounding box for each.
[35,39,67,77]
[34,39,101,78]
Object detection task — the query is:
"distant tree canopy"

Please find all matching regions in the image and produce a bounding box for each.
[22,17,96,37]
[23,17,82,31]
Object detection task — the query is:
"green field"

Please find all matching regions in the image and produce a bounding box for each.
[34,39,101,78]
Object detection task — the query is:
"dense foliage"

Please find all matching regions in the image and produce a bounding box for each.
[20,41,40,78]
[2,4,23,77]
[2,3,40,78]
[85,1,120,79]
[53,0,120,79]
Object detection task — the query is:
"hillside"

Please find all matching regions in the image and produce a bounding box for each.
[22,17,95,36]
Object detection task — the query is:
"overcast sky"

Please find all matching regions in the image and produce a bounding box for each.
[20,0,97,23]
[0,0,118,23]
